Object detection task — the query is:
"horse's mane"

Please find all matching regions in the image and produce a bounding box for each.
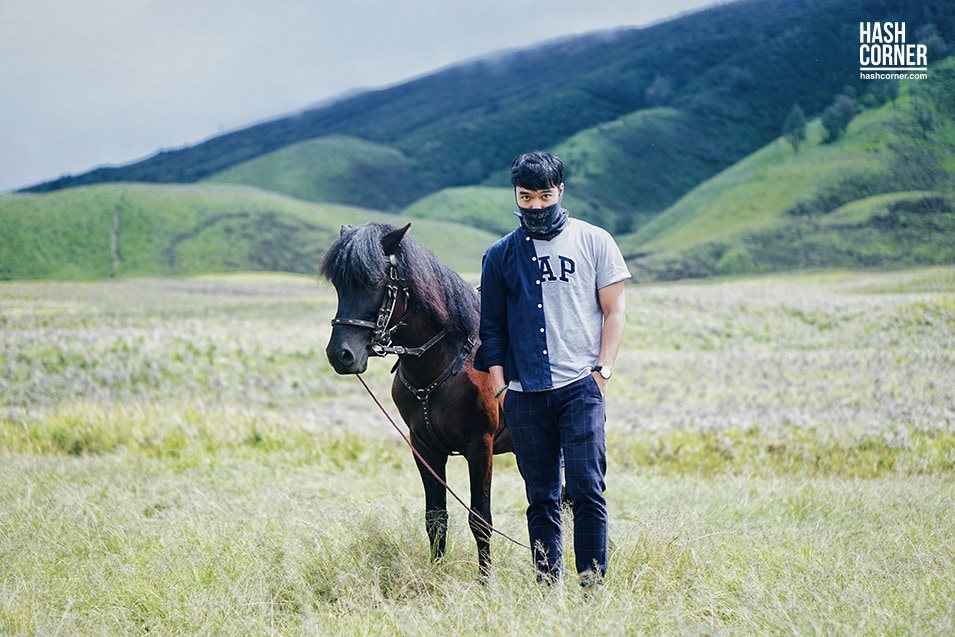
[319,223,480,341]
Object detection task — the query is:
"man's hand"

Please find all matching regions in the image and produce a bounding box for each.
[592,370,608,395]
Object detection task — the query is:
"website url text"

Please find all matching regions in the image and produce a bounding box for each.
[860,71,927,80]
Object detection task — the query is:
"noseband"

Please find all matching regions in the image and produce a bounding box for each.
[330,255,448,358]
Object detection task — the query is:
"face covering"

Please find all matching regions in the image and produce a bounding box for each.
[514,200,568,241]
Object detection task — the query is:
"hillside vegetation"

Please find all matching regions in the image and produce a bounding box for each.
[0,184,494,280]
[620,56,955,280]
[204,136,419,212]
[4,53,953,282]
[401,187,518,237]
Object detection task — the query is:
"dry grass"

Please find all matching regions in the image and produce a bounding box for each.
[2,269,954,635]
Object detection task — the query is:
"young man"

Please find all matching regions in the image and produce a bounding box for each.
[474,150,631,586]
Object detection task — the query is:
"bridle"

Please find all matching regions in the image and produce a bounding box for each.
[329,254,448,358]
[329,252,467,456]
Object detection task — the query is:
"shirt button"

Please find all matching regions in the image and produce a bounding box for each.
[539,327,545,333]
[537,303,542,308]
[543,350,548,355]
[535,280,541,285]
[532,256,537,261]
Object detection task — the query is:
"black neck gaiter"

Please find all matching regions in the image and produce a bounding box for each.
[514,202,568,241]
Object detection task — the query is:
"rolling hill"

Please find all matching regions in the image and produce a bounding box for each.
[619,56,955,279]
[204,136,418,213]
[0,184,495,280]
[3,54,953,283]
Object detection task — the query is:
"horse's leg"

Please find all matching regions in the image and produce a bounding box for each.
[466,434,495,577]
[412,441,449,563]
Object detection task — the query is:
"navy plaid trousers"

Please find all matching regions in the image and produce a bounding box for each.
[503,374,608,581]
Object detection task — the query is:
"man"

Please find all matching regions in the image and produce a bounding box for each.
[474,150,631,586]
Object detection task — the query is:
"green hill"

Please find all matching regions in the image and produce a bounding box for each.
[553,107,732,232]
[204,136,420,212]
[0,184,495,280]
[5,54,954,283]
[620,57,955,280]
[401,187,516,236]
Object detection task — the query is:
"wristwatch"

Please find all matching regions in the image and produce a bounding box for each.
[592,365,612,380]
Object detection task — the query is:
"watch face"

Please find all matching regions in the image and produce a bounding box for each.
[600,367,612,379]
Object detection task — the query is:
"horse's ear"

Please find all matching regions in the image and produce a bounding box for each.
[340,224,353,236]
[381,223,411,257]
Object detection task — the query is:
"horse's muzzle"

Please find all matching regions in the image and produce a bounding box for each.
[325,332,370,375]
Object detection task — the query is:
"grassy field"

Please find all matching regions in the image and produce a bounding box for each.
[2,269,954,635]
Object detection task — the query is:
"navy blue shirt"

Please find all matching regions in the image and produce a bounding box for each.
[474,226,553,392]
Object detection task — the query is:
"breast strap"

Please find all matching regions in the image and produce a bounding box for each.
[395,336,474,456]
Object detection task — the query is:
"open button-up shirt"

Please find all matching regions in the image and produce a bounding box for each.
[474,226,553,392]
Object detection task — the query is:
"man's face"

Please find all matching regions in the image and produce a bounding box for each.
[515,184,563,209]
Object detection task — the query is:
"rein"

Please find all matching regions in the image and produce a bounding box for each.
[356,373,530,551]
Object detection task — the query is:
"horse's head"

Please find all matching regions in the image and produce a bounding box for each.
[320,223,411,374]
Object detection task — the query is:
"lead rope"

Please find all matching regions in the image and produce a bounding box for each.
[356,373,530,551]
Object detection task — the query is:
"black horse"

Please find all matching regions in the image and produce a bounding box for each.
[320,222,512,575]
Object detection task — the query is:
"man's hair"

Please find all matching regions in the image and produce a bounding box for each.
[510,151,563,190]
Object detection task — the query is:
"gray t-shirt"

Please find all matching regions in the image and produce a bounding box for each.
[511,218,631,391]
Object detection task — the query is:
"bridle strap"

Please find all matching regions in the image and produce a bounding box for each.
[383,328,448,357]
[330,317,376,329]
[396,335,474,456]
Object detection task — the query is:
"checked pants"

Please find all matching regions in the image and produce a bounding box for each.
[503,374,608,581]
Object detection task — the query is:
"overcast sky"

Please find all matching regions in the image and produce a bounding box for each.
[0,0,720,192]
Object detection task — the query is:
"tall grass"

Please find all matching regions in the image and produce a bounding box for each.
[2,270,954,634]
